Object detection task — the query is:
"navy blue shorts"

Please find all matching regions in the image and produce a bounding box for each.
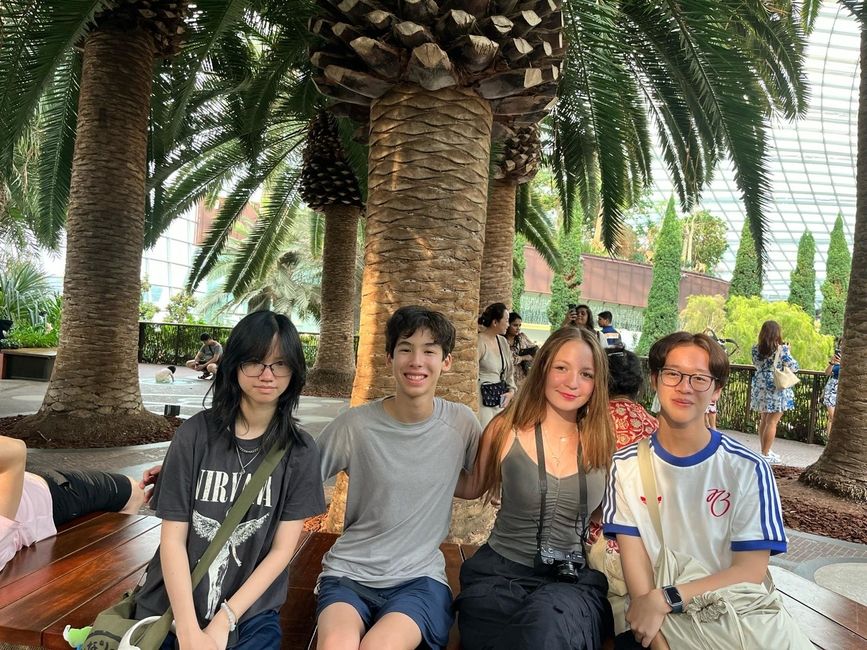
[316,575,454,650]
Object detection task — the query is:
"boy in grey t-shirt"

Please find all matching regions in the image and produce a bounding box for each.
[316,306,481,650]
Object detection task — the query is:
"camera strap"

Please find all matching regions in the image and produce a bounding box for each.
[534,422,587,552]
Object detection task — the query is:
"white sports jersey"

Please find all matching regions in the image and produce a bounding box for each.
[602,429,787,573]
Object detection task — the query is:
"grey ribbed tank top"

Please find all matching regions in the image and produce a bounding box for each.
[487,436,607,567]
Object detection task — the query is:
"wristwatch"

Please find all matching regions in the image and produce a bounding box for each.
[662,585,684,614]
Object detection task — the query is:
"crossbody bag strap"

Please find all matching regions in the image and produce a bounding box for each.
[496,335,507,382]
[534,424,588,551]
[637,438,664,547]
[139,441,291,645]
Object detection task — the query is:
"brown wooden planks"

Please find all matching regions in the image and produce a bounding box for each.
[287,532,338,590]
[779,592,867,650]
[0,525,161,646]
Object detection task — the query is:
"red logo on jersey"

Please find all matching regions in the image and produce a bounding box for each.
[640,495,662,505]
[706,489,732,517]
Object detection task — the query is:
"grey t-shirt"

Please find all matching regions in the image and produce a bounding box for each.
[318,398,481,588]
[199,342,222,362]
[134,411,326,626]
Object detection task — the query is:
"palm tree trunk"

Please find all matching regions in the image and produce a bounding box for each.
[479,179,517,310]
[305,204,361,397]
[16,27,165,444]
[800,20,867,502]
[323,85,492,532]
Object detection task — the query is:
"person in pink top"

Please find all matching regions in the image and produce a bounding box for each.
[0,435,145,572]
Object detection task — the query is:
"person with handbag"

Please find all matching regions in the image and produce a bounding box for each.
[454,326,616,649]
[823,348,841,439]
[0,436,146,573]
[749,320,799,464]
[315,307,481,650]
[505,311,537,388]
[478,303,516,428]
[128,311,326,650]
[603,332,810,650]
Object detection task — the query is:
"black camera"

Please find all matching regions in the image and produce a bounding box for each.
[534,545,585,583]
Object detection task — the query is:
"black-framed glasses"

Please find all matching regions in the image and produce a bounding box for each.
[659,368,716,392]
[240,361,291,377]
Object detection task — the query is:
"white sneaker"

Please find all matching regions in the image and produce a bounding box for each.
[761,453,781,465]
[768,450,782,462]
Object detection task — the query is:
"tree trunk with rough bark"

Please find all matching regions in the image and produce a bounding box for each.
[800,21,867,502]
[479,178,517,310]
[323,85,493,532]
[306,204,361,397]
[15,28,166,444]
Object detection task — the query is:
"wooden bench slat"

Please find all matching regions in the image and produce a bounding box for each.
[771,566,867,638]
[779,592,867,649]
[42,568,147,650]
[0,516,158,608]
[0,526,161,646]
[0,513,150,591]
[287,532,337,590]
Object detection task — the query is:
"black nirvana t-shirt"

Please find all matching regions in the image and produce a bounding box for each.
[134,411,325,626]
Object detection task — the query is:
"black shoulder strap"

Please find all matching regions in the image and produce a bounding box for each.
[496,335,507,382]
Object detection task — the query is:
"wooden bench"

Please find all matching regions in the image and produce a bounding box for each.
[0,347,57,381]
[1,516,865,649]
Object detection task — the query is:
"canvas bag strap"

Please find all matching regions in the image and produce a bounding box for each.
[139,441,290,645]
[637,438,664,548]
[773,345,784,368]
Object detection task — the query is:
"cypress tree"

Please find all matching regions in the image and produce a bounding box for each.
[512,234,526,314]
[788,231,816,316]
[637,198,683,355]
[820,214,852,337]
[729,221,762,298]
[547,226,583,330]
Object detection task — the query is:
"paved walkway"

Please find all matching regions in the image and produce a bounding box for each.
[2,366,865,605]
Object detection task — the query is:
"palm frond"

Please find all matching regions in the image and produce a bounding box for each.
[515,183,560,271]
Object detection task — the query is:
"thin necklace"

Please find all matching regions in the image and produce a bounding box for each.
[542,426,577,465]
[236,443,260,472]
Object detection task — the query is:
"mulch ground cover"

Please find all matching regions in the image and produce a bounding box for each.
[0,414,181,448]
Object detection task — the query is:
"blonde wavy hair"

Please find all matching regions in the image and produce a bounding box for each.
[480,326,615,498]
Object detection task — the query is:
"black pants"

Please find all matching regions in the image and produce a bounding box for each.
[455,544,613,650]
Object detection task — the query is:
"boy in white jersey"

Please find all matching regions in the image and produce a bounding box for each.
[315,306,481,650]
[603,332,789,649]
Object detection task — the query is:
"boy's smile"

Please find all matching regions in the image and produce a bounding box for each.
[654,344,721,431]
[388,328,452,399]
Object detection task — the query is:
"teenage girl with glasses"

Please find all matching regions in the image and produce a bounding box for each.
[133,310,326,650]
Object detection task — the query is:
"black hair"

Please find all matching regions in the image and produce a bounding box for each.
[207,310,307,450]
[385,305,456,359]
[606,349,644,399]
[575,304,596,333]
[509,311,522,323]
[598,311,613,322]
[478,302,508,327]
[200,332,211,342]
[167,365,176,373]
[648,331,730,389]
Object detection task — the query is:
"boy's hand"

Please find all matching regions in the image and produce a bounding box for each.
[178,628,218,650]
[626,588,670,647]
[203,612,230,650]
[140,465,163,505]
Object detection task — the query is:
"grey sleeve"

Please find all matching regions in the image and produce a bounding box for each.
[462,408,482,473]
[281,439,327,521]
[152,417,201,521]
[317,415,352,481]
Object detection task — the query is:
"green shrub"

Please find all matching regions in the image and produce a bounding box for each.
[729,222,762,298]
[8,322,59,348]
[820,214,851,338]
[546,225,583,330]
[788,231,816,317]
[679,294,727,335]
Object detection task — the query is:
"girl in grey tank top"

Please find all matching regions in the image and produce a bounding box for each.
[455,326,616,650]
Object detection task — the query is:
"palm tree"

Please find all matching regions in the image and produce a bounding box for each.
[800,0,866,502]
[0,1,254,444]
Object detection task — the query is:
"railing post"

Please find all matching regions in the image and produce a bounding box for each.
[807,374,820,445]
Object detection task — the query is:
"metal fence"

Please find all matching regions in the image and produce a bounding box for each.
[139,323,830,446]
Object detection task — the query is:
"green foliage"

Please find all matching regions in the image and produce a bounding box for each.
[729,222,762,298]
[679,294,727,335]
[722,296,834,370]
[0,259,55,322]
[165,291,199,324]
[139,275,159,321]
[546,225,583,330]
[7,321,58,348]
[637,199,682,355]
[820,214,851,338]
[512,234,526,313]
[682,210,728,275]
[788,231,816,316]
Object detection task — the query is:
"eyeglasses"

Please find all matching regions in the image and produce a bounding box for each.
[658,368,716,392]
[240,361,291,377]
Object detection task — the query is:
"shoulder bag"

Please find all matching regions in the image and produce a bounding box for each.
[83,441,290,650]
[480,335,510,407]
[635,439,812,649]
[772,346,800,390]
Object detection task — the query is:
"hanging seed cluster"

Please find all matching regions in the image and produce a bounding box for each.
[309,0,565,126]
[97,0,188,57]
[300,112,364,211]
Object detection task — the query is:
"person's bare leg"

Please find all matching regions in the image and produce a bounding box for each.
[0,437,27,520]
[826,406,835,438]
[119,476,146,515]
[765,412,783,455]
[359,612,422,650]
[317,603,365,650]
[707,412,717,430]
